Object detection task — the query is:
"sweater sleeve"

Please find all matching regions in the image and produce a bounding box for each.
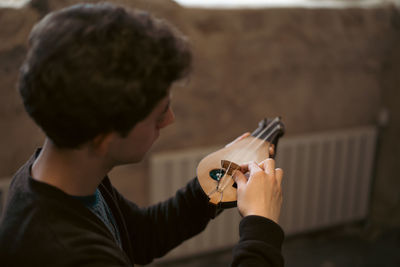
[232,215,285,267]
[112,177,215,265]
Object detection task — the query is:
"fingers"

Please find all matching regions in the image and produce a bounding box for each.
[240,158,283,181]
[233,161,264,188]
[268,144,275,157]
[239,164,248,173]
[240,160,273,174]
[240,159,283,185]
[263,158,275,175]
[232,170,247,188]
[263,159,283,186]
[275,168,283,185]
[237,132,251,141]
[234,158,283,221]
[248,161,264,174]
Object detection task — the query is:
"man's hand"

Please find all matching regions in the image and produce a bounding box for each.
[233,158,283,223]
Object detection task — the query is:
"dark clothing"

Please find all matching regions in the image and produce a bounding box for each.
[0,151,284,266]
[72,188,123,249]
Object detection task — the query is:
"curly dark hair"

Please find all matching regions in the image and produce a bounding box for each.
[19,2,191,148]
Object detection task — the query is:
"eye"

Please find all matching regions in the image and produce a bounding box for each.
[157,114,166,125]
[155,98,172,128]
[156,110,168,127]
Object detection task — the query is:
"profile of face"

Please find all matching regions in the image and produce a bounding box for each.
[105,94,175,165]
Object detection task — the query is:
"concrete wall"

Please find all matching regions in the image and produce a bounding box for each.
[0,0,399,226]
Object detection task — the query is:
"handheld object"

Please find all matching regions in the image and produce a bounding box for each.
[197,117,285,209]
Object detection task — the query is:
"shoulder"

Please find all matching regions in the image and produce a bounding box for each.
[0,152,133,266]
[0,186,129,266]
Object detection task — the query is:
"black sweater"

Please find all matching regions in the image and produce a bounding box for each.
[0,151,284,266]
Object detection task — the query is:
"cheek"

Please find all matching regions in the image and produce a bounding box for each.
[157,109,175,129]
[142,125,159,144]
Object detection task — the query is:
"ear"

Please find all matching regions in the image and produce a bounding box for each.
[89,133,115,157]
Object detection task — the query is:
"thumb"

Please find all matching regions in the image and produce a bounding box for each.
[233,170,247,188]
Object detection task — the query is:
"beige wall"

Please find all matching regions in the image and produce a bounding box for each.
[0,0,399,225]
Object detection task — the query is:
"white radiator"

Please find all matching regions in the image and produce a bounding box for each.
[150,126,378,260]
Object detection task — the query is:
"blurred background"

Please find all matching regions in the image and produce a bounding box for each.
[0,0,399,266]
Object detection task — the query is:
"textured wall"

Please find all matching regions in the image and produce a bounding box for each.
[0,0,399,225]
[0,6,43,177]
[371,11,400,227]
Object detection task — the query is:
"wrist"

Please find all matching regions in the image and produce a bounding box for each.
[239,215,284,248]
[244,211,279,224]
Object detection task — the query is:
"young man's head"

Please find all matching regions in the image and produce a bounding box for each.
[19,3,191,150]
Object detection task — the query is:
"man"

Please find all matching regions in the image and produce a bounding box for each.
[0,2,284,266]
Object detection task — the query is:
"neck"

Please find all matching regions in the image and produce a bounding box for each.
[31,139,113,196]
